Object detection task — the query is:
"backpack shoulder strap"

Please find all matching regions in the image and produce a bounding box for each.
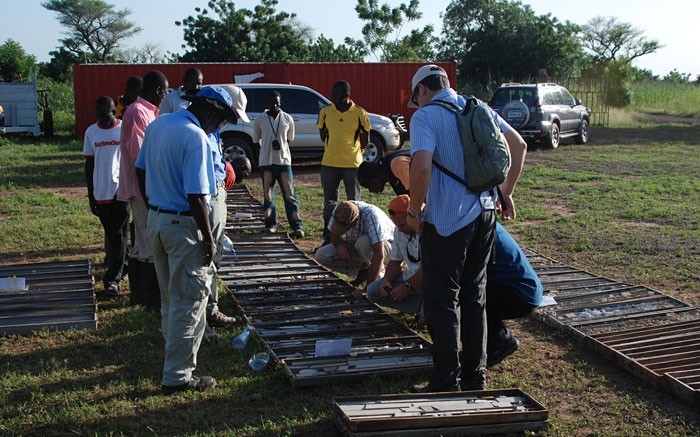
[424,99,461,113]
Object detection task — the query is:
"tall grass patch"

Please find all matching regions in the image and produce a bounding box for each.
[630,80,700,118]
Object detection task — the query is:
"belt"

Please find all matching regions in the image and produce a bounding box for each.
[149,205,192,216]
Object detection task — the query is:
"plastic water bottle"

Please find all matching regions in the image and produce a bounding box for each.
[232,325,253,349]
[248,352,270,371]
[222,235,235,254]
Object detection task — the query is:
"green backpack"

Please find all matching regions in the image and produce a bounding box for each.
[425,97,511,193]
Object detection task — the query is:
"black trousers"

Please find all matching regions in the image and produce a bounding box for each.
[96,201,129,286]
[486,281,538,347]
[421,211,496,389]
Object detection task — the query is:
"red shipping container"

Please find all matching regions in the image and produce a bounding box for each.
[73,62,457,139]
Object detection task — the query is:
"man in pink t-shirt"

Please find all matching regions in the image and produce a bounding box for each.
[118,70,169,308]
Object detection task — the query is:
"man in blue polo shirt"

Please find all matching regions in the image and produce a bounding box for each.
[407,65,527,392]
[135,86,246,395]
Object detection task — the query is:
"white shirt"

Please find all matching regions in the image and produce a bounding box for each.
[390,228,421,279]
[159,87,191,114]
[82,120,122,202]
[253,110,295,166]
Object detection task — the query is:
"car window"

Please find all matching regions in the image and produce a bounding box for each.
[560,88,576,106]
[242,89,268,113]
[492,90,509,106]
[541,89,556,105]
[283,89,328,115]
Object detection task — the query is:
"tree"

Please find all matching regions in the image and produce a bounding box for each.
[121,43,167,64]
[345,0,436,62]
[582,16,661,63]
[0,39,37,82]
[177,0,309,62]
[307,35,365,62]
[39,47,83,83]
[42,0,141,62]
[440,0,586,95]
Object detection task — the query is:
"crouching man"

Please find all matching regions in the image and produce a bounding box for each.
[315,200,394,288]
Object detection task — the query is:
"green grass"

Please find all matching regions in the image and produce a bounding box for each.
[629,80,700,118]
[1,128,700,435]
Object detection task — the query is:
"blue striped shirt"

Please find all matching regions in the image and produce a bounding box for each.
[410,88,511,236]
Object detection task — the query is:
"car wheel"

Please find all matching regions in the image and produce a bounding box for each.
[502,100,530,129]
[363,132,385,163]
[544,123,560,150]
[575,119,589,144]
[222,136,257,166]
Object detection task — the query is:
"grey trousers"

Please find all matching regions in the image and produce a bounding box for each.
[148,210,214,386]
[207,182,227,316]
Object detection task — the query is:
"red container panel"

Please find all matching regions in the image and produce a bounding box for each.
[73,62,456,139]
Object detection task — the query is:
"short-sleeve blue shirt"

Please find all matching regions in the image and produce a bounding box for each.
[135,110,213,212]
[209,130,227,185]
[410,88,512,236]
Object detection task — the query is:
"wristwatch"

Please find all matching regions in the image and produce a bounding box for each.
[407,208,421,219]
[404,281,413,291]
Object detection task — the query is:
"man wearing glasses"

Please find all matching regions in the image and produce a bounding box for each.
[117,70,169,308]
[365,195,423,318]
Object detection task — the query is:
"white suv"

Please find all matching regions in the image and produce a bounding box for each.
[217,83,406,166]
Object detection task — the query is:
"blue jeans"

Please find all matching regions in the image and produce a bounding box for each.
[260,164,302,230]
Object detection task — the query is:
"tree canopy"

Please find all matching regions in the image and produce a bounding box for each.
[0,39,37,82]
[176,0,362,62]
[440,0,586,93]
[582,16,662,63]
[344,0,436,62]
[42,0,141,62]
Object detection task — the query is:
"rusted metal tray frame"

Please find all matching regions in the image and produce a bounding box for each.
[333,388,548,436]
[527,248,700,404]
[220,190,433,387]
[0,260,97,335]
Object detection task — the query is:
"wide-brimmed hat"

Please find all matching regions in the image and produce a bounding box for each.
[407,64,448,108]
[184,85,249,123]
[330,201,359,236]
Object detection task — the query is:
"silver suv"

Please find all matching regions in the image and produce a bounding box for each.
[217,83,406,165]
[489,83,590,149]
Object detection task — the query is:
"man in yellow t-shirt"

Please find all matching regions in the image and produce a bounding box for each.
[316,80,371,245]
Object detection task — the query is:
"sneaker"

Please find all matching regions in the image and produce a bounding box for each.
[266,225,277,233]
[290,228,305,239]
[105,282,120,297]
[207,310,236,327]
[162,375,217,395]
[411,382,460,393]
[487,330,520,368]
[203,323,220,341]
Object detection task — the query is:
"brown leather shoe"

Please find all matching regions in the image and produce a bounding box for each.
[207,310,236,327]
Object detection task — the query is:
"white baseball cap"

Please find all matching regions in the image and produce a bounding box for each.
[408,64,448,108]
[219,85,250,123]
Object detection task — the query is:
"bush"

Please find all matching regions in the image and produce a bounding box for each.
[37,76,75,134]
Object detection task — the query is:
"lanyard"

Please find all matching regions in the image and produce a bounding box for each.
[267,111,281,141]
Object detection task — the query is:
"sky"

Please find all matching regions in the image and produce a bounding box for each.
[3,0,699,78]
